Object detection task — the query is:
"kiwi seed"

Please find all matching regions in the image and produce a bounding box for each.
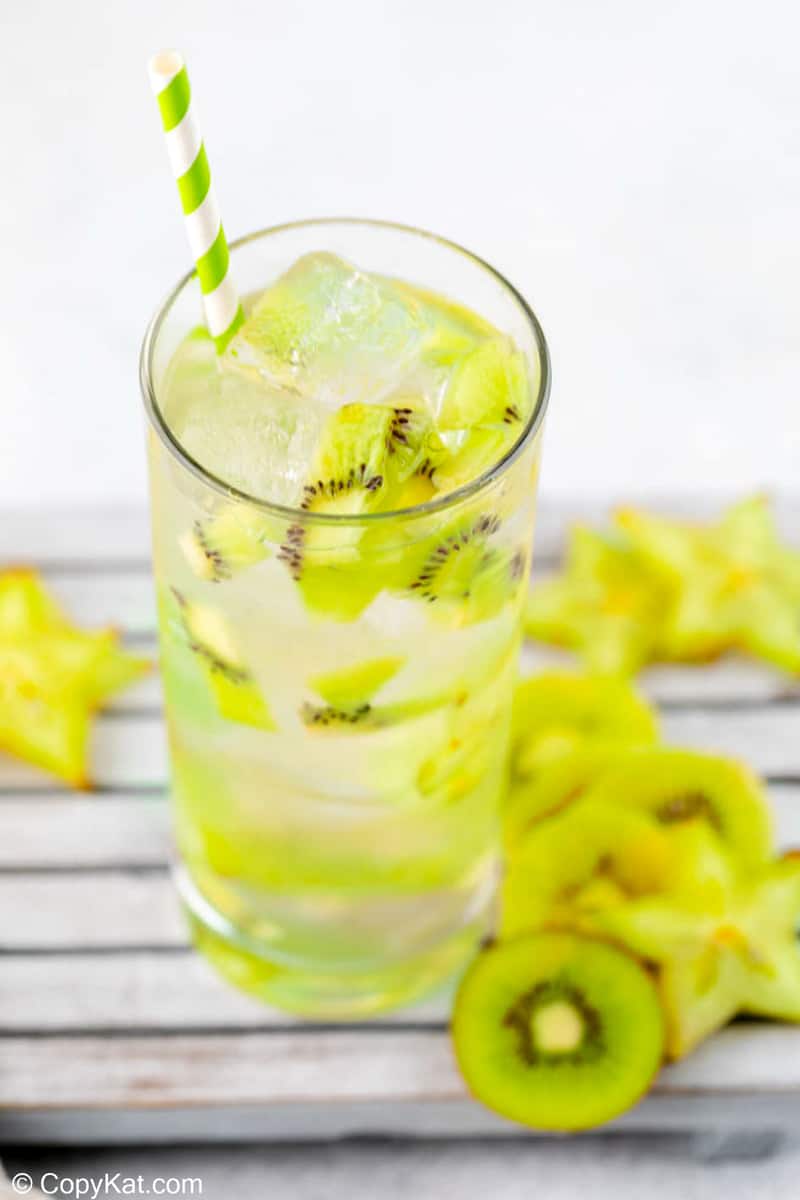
[655,791,722,832]
[409,514,502,603]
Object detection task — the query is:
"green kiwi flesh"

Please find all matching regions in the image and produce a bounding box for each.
[582,748,773,872]
[452,932,665,1131]
[511,672,660,783]
[171,591,275,731]
[501,801,685,939]
[180,506,272,581]
[503,744,638,848]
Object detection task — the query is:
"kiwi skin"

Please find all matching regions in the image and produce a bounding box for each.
[581,747,773,873]
[451,931,665,1132]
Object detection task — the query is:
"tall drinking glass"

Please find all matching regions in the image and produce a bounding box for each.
[140,219,550,1017]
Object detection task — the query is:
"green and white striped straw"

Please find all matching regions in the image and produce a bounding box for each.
[148,50,244,352]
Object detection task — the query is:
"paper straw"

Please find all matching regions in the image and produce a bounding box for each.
[148,50,244,352]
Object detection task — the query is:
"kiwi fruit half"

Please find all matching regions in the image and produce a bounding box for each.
[452,932,665,1131]
[582,748,772,873]
[171,591,275,731]
[511,671,659,783]
[503,744,637,848]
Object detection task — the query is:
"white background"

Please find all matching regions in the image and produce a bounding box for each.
[2,0,799,509]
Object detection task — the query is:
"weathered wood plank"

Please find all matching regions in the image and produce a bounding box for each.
[43,570,156,637]
[0,509,152,564]
[0,873,187,949]
[1,1024,797,1115]
[0,1030,459,1109]
[106,668,162,712]
[0,953,448,1034]
[1,782,796,950]
[2,785,797,871]
[659,708,800,775]
[0,798,171,867]
[4,1090,799,1145]
[117,644,800,713]
[5,1093,800,1145]
[4,702,799,792]
[118,648,800,714]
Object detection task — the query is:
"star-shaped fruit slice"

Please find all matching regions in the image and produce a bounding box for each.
[617,495,800,673]
[0,570,150,787]
[592,846,800,1058]
[501,798,726,937]
[524,525,670,675]
[510,671,659,781]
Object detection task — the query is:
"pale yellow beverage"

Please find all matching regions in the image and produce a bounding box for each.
[141,220,549,1016]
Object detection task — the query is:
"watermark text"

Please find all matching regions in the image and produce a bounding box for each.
[12,1172,203,1197]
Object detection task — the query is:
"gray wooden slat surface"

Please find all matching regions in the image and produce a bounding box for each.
[1,501,800,1146]
[3,784,798,953]
[4,1024,799,1112]
[0,955,446,1034]
[5,704,800,790]
[5,784,798,872]
[0,797,170,867]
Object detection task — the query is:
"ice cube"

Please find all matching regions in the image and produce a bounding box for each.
[165,353,327,507]
[227,252,438,409]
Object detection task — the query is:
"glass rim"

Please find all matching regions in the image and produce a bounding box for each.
[139,216,551,526]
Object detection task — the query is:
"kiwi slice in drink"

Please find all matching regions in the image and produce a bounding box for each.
[511,671,659,783]
[290,399,518,623]
[283,402,439,619]
[170,591,275,731]
[432,337,530,494]
[180,505,273,582]
[368,508,526,627]
[404,512,502,602]
[582,748,773,873]
[310,657,404,707]
[300,654,450,732]
[452,932,665,1131]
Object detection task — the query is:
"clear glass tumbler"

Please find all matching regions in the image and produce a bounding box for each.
[140,219,550,1017]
